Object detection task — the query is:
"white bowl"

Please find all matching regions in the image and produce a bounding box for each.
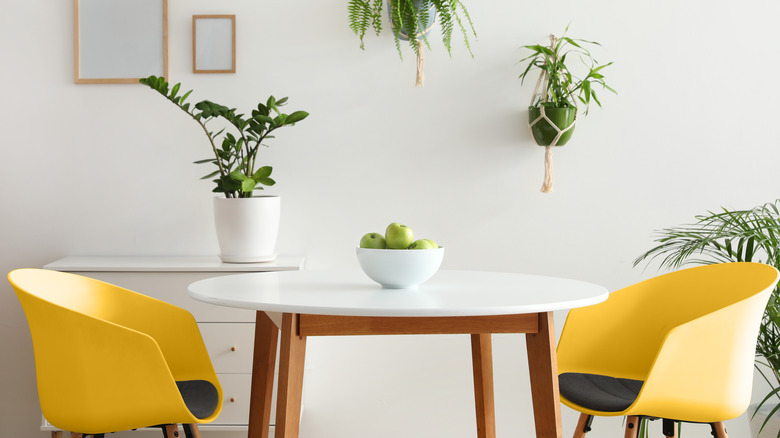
[356,247,445,289]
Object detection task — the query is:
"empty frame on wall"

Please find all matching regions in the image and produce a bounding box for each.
[73,0,168,84]
[193,15,236,74]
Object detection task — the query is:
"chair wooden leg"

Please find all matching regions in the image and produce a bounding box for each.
[70,434,83,438]
[161,424,180,438]
[624,416,640,438]
[573,413,593,438]
[52,432,63,438]
[711,422,728,438]
[183,424,202,438]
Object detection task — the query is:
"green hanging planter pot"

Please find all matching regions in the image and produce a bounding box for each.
[528,105,577,147]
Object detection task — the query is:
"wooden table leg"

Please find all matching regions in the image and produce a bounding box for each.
[248,311,280,438]
[471,333,497,438]
[275,313,307,438]
[525,311,562,438]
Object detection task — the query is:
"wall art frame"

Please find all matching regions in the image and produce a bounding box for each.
[192,15,236,74]
[73,0,168,84]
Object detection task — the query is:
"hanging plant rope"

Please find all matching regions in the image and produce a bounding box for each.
[416,40,425,86]
[393,2,435,87]
[527,35,577,193]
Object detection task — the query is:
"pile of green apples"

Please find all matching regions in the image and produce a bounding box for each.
[359,222,439,250]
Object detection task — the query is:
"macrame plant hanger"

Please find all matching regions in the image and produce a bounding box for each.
[528,35,577,193]
[416,39,425,87]
[399,25,428,87]
[395,1,434,87]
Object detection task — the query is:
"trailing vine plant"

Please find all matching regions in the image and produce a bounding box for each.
[348,0,476,85]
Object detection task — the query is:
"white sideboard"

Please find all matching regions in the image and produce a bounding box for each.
[40,256,305,438]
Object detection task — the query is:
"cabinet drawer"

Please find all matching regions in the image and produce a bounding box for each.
[199,323,255,374]
[215,374,279,426]
[215,374,253,425]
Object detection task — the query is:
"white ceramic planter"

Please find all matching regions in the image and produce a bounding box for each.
[213,195,280,263]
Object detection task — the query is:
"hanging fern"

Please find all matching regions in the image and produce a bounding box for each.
[347,0,476,60]
[348,0,384,50]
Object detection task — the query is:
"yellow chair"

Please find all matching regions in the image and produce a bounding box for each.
[8,268,223,438]
[557,262,779,438]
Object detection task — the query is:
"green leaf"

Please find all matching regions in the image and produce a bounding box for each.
[252,166,273,180]
[200,170,220,180]
[256,176,276,187]
[562,37,582,49]
[285,111,309,125]
[255,114,274,124]
[582,80,591,105]
[226,171,256,193]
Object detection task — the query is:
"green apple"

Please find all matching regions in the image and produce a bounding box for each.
[385,223,414,249]
[360,232,387,249]
[409,239,437,249]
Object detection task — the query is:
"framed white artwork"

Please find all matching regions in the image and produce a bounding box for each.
[193,15,236,74]
[73,0,168,84]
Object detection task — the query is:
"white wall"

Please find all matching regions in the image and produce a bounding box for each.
[2,0,780,437]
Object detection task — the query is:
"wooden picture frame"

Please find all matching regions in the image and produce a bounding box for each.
[73,0,168,84]
[193,15,236,74]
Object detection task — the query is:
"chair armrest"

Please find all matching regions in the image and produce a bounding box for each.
[630,295,766,422]
[99,286,220,384]
[557,299,663,381]
[29,303,208,434]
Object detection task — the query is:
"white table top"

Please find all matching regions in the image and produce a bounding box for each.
[188,270,609,317]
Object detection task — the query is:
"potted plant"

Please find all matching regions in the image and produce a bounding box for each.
[634,200,780,438]
[518,26,615,192]
[348,0,476,86]
[139,75,309,262]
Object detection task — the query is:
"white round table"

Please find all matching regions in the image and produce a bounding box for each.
[188,269,609,438]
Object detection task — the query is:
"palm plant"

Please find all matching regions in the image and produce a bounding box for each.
[634,200,780,436]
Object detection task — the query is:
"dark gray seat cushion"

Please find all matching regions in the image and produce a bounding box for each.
[559,372,644,412]
[176,380,219,419]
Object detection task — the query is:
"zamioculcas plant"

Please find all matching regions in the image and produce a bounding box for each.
[139,76,309,198]
[348,0,476,86]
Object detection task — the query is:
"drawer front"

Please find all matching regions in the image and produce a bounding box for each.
[78,271,257,322]
[215,373,278,426]
[199,323,255,374]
